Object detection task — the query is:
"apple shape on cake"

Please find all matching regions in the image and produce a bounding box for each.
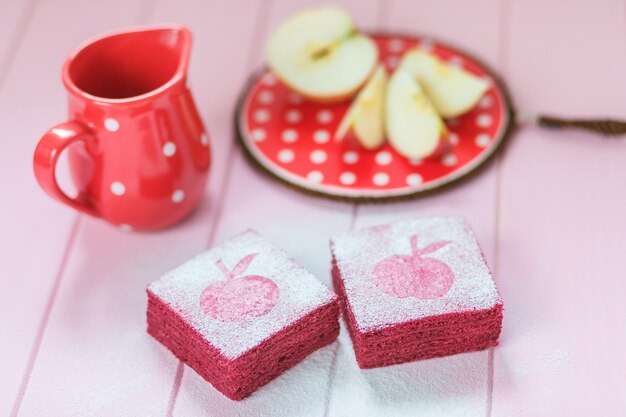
[147,230,339,400]
[330,217,503,368]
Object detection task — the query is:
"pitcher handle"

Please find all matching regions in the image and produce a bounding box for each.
[33,120,99,217]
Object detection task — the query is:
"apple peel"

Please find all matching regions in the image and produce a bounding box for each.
[400,48,489,118]
[335,64,388,150]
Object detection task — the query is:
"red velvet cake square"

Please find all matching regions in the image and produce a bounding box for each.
[147,230,339,400]
[331,217,503,369]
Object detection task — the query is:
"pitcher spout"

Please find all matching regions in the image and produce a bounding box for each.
[148,24,192,79]
[63,24,193,103]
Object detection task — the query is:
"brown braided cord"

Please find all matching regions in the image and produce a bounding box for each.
[538,115,626,136]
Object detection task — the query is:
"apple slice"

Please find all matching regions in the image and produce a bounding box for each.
[400,49,489,118]
[335,64,387,149]
[385,68,449,159]
[266,6,378,103]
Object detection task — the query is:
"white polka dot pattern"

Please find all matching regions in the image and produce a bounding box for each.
[278,149,294,163]
[442,154,458,167]
[339,172,356,185]
[281,129,298,143]
[316,110,333,124]
[310,150,327,164]
[172,190,185,203]
[111,182,125,196]
[307,171,323,183]
[375,151,392,165]
[285,109,302,124]
[476,114,493,128]
[475,134,490,148]
[163,142,177,157]
[343,151,359,165]
[406,173,423,186]
[254,109,270,123]
[372,172,390,186]
[313,130,330,144]
[257,90,274,104]
[104,118,120,132]
[252,128,266,142]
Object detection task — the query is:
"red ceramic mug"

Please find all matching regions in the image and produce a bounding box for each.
[33,25,210,231]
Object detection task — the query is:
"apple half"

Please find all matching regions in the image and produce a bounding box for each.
[335,64,388,149]
[266,6,379,103]
[385,68,449,159]
[400,49,489,118]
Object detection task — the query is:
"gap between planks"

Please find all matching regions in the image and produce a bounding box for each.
[487,0,512,415]
[0,0,40,93]
[9,216,83,417]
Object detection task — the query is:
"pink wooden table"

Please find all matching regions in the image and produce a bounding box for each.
[2,0,626,416]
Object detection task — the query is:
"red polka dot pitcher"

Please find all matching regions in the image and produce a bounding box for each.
[33,25,210,231]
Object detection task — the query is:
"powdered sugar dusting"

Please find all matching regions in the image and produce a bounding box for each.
[331,217,501,332]
[149,230,335,359]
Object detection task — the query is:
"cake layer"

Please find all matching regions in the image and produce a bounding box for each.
[356,317,502,354]
[148,292,339,378]
[148,300,339,393]
[148,291,340,399]
[355,331,500,369]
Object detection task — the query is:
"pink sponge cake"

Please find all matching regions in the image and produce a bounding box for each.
[330,217,502,369]
[147,230,339,400]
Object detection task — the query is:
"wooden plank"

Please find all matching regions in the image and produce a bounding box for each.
[12,0,262,416]
[0,2,43,415]
[325,0,505,416]
[170,0,377,415]
[0,0,149,416]
[491,0,626,415]
[0,0,35,86]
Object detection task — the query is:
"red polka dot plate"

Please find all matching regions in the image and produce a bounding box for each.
[236,33,513,200]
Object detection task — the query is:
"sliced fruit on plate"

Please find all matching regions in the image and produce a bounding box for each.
[385,68,450,159]
[335,64,388,149]
[266,6,379,103]
[400,49,489,118]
